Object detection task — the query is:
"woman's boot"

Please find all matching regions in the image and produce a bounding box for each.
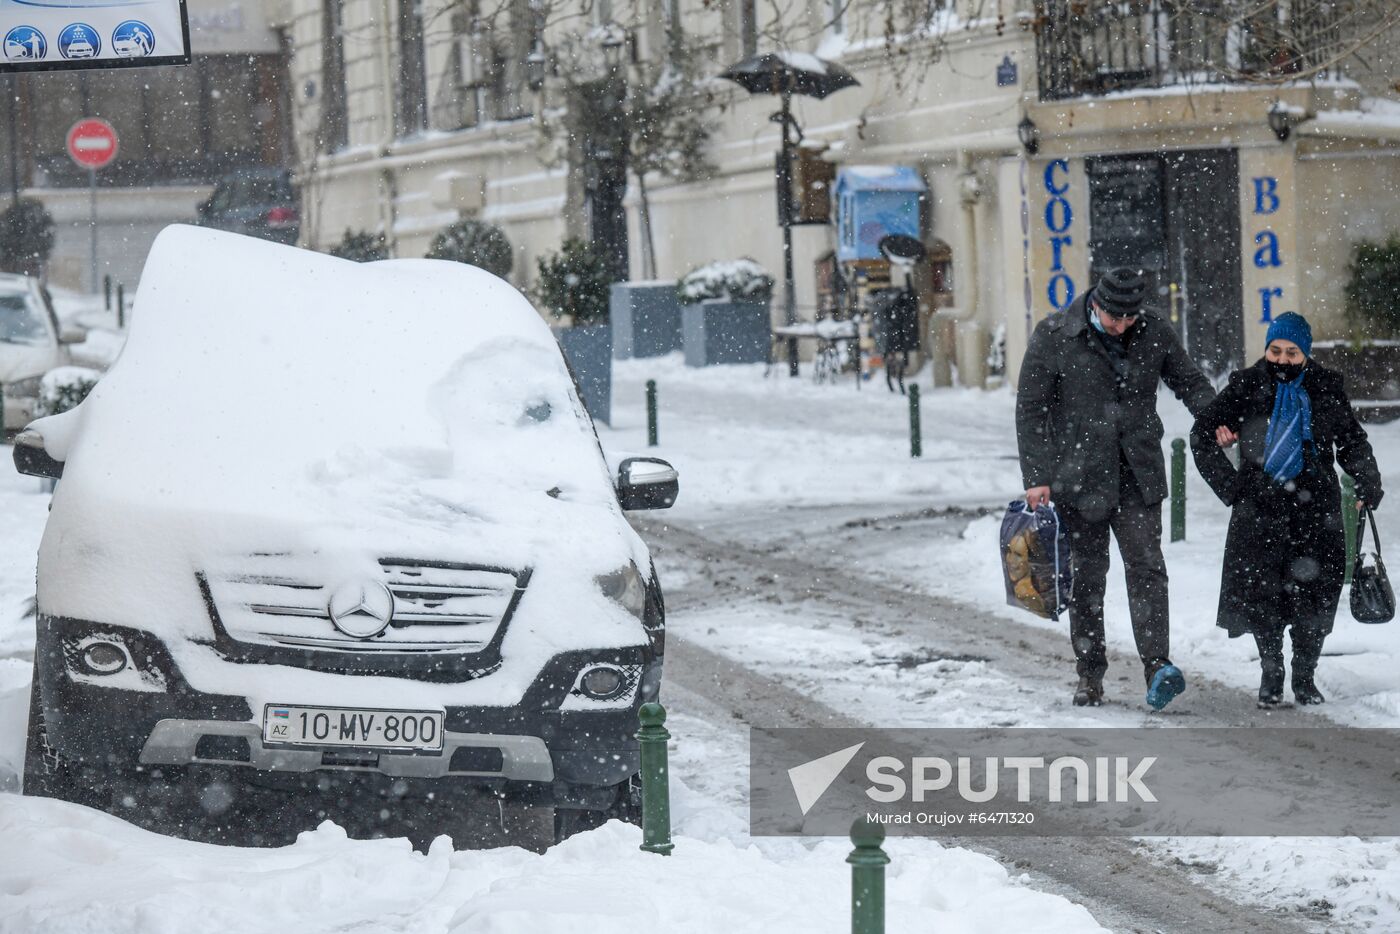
[1292,627,1326,706]
[1253,628,1285,708]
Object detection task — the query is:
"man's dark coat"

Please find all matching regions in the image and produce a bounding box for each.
[1016,294,1215,520]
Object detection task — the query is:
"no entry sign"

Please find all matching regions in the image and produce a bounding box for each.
[67,119,119,170]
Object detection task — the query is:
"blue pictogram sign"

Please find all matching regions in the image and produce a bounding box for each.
[57,23,100,60]
[3,26,45,61]
[111,20,153,58]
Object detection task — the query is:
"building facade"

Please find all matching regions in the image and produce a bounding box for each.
[3,0,292,290]
[280,0,1400,385]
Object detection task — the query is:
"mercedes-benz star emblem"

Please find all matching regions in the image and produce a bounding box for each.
[327,580,395,639]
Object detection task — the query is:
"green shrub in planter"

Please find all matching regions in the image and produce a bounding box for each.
[426,219,513,279]
[1345,234,1400,338]
[0,198,54,278]
[536,238,611,326]
[677,258,774,306]
[34,366,100,418]
[329,228,388,263]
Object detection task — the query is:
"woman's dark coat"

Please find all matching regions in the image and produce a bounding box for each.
[1190,359,1384,637]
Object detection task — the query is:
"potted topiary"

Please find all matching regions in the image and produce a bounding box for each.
[536,238,612,424]
[426,219,513,279]
[1311,235,1400,422]
[329,228,388,262]
[676,258,774,367]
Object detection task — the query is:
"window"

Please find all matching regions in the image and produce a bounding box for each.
[830,0,845,35]
[396,0,428,137]
[321,0,348,151]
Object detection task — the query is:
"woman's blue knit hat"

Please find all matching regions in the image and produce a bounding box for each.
[1266,312,1312,356]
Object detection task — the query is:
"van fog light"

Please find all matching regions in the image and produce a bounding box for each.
[81,641,128,674]
[579,666,626,700]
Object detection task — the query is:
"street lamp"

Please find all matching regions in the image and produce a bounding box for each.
[1017,115,1040,155]
[597,22,626,72]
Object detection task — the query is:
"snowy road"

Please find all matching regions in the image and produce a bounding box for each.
[642,511,1348,933]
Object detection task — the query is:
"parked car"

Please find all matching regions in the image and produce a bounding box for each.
[195,168,300,245]
[18,225,678,850]
[0,274,85,431]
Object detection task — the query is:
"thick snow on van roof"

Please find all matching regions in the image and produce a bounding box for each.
[34,226,645,707]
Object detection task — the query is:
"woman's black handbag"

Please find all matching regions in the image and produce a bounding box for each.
[1351,507,1395,624]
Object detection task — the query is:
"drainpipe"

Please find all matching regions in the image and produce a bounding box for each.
[378,0,397,254]
[932,149,986,388]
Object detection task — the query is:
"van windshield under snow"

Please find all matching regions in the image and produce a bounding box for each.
[0,291,47,345]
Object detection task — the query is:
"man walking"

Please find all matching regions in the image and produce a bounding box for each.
[1016,268,1215,709]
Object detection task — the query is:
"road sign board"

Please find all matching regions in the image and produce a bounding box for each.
[67,119,119,170]
[0,0,187,72]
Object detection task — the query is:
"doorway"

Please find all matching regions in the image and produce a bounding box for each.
[1087,149,1243,376]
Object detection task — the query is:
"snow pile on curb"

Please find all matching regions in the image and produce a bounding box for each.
[0,795,1104,934]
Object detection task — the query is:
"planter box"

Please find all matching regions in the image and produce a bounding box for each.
[1310,340,1400,423]
[555,323,612,426]
[681,299,771,367]
[611,282,681,359]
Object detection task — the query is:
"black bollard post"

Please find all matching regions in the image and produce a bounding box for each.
[646,380,658,447]
[908,384,922,458]
[102,274,111,311]
[116,283,125,329]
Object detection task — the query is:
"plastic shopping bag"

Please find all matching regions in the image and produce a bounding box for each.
[1000,501,1072,621]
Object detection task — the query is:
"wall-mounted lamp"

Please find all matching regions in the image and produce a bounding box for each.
[525,42,548,93]
[1267,101,1293,142]
[1017,115,1040,156]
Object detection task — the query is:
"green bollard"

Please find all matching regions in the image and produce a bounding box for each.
[849,817,890,934]
[908,384,922,458]
[636,702,673,855]
[1343,474,1357,585]
[1170,438,1186,542]
[116,283,125,329]
[646,380,658,448]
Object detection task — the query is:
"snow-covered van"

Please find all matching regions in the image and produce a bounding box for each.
[17,226,676,849]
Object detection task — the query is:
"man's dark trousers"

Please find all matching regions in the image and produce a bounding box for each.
[1059,477,1171,686]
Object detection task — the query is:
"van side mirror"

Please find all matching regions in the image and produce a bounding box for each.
[13,429,63,480]
[616,457,677,511]
[59,325,86,344]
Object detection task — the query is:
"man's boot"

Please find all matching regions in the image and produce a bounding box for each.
[1073,675,1103,707]
[1254,629,1286,708]
[1292,627,1326,706]
[1144,658,1186,710]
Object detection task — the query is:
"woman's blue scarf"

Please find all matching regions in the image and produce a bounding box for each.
[1262,370,1313,483]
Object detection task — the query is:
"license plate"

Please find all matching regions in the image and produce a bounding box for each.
[262,704,445,751]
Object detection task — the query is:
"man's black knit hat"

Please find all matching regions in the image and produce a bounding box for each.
[1092,267,1147,318]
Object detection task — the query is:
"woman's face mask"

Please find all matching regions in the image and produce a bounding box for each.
[1265,359,1305,382]
[1264,339,1306,382]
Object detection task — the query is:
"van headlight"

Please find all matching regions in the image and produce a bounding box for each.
[6,375,42,398]
[596,562,646,617]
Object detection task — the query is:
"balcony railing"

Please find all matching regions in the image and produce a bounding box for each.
[1035,0,1347,101]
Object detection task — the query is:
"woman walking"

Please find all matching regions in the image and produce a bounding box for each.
[1191,313,1383,707]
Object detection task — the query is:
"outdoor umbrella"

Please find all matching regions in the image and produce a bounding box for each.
[720,51,860,377]
[718,51,860,100]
